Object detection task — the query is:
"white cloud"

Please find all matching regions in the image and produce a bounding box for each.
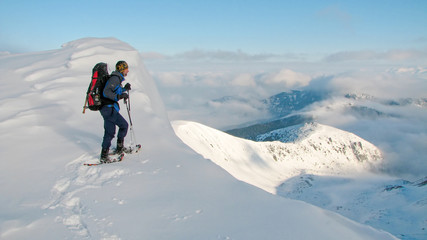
[174,49,280,62]
[231,73,256,87]
[324,49,427,62]
[265,69,312,88]
[142,49,308,64]
[140,51,167,60]
[323,69,427,98]
[155,72,185,86]
[145,47,427,181]
[388,66,427,74]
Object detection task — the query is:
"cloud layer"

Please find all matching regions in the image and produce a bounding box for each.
[323,49,427,62]
[143,48,427,179]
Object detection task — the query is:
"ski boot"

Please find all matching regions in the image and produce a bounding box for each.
[115,139,132,154]
[100,148,113,163]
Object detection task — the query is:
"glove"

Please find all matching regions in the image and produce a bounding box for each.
[124,83,131,91]
[118,92,129,100]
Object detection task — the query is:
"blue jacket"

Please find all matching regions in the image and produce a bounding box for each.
[103,71,126,112]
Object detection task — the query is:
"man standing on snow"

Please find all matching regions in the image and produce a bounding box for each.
[99,60,132,163]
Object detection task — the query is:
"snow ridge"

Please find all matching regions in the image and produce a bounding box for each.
[173,121,382,194]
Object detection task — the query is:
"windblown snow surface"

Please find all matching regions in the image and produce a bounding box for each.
[0,37,404,239]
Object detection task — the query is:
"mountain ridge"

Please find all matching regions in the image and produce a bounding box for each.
[173,121,383,193]
[173,120,426,239]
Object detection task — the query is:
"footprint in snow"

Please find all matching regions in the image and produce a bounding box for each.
[44,153,129,238]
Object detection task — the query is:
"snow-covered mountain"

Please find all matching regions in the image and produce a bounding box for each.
[225,89,426,141]
[226,114,313,140]
[265,90,327,117]
[174,121,383,194]
[264,90,426,119]
[344,93,427,108]
[0,38,399,239]
[224,88,427,182]
[173,121,426,240]
[211,90,326,119]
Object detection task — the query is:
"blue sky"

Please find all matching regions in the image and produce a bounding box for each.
[1,0,426,56]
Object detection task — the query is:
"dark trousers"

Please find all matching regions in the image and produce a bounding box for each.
[100,106,128,149]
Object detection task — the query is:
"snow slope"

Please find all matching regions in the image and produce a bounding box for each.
[278,174,427,240]
[0,37,398,239]
[173,121,382,194]
[173,121,426,239]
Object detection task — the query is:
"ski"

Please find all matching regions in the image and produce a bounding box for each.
[84,153,125,166]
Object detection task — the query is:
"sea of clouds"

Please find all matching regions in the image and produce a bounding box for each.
[143,49,427,180]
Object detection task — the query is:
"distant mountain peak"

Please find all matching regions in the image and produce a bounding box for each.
[265,90,327,116]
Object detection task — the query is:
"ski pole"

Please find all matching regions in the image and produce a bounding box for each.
[82,95,88,114]
[124,94,133,126]
[124,92,137,148]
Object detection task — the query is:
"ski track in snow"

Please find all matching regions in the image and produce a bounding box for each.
[43,154,148,239]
